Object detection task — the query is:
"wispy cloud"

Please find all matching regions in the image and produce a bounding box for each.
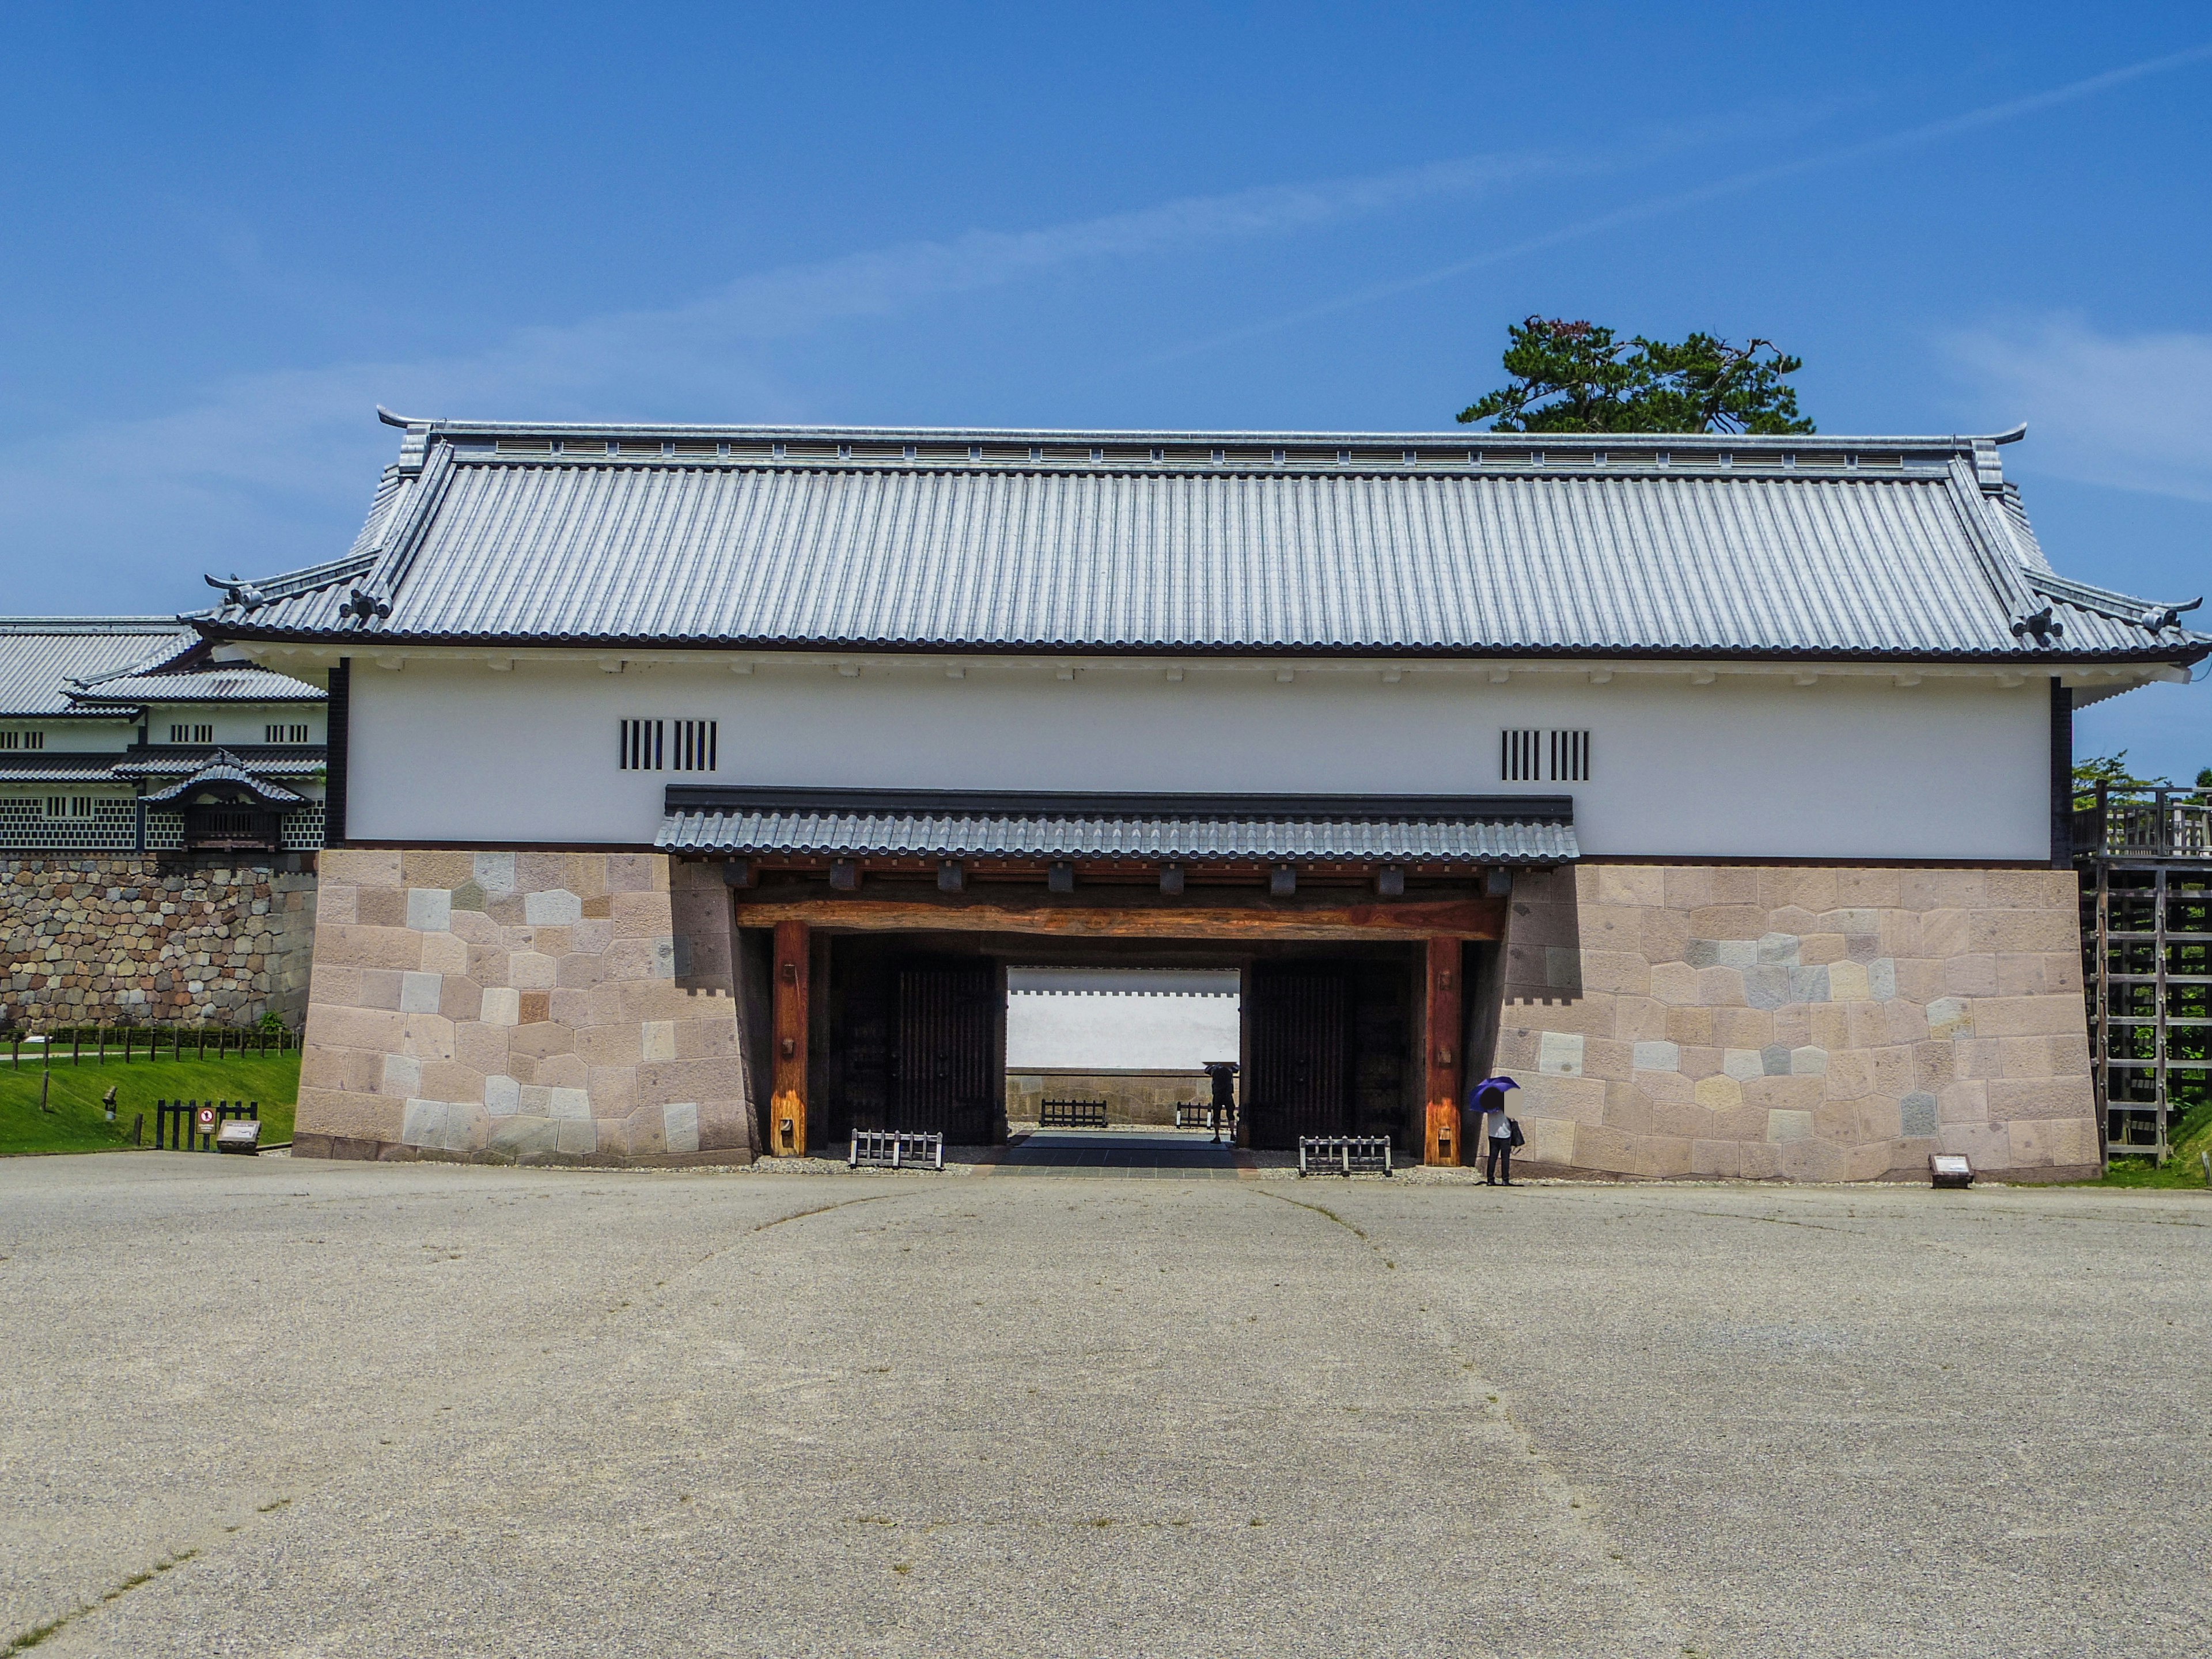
[1116,40,2212,374]
[1945,318,2212,503]
[0,139,1653,602]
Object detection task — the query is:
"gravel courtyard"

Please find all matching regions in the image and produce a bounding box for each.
[2,1153,2206,1657]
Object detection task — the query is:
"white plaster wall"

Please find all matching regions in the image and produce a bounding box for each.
[1006,991,1242,1070]
[346,657,2054,859]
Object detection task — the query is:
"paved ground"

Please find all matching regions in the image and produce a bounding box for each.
[2,1152,2207,1657]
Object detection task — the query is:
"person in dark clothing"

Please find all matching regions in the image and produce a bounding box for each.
[1468,1074,1521,1185]
[1203,1060,1238,1144]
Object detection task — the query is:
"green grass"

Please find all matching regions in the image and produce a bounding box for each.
[0,1047,299,1156]
[2087,1098,2212,1190]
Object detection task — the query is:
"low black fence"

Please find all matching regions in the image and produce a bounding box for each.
[1040,1098,1109,1128]
[6,1024,298,1069]
[154,1099,260,1151]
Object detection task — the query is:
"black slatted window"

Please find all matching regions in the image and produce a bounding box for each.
[1550,729,1590,782]
[623,718,716,772]
[1501,728,1542,782]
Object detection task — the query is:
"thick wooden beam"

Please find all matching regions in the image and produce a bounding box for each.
[1423,936,1464,1168]
[731,892,1505,942]
[770,919,809,1157]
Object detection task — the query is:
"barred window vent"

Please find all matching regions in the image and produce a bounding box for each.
[170,723,214,744]
[0,731,42,751]
[44,796,96,820]
[266,722,310,743]
[1502,728,1591,783]
[620,718,718,772]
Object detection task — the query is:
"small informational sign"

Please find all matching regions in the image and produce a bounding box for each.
[215,1119,262,1156]
[195,1106,218,1134]
[1930,1153,1974,1190]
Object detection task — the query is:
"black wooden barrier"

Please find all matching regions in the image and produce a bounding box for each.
[1040,1098,1109,1128]
[8,1027,297,1069]
[154,1100,259,1152]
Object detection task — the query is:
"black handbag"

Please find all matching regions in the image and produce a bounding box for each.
[1508,1118,1525,1149]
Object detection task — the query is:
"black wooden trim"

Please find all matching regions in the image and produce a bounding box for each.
[661,784,1575,823]
[326,658,350,846]
[2050,679,2073,869]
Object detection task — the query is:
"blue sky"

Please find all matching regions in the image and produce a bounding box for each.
[2,3,2207,776]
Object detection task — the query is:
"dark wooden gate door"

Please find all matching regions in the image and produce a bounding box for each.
[891,959,998,1144]
[1245,967,1351,1149]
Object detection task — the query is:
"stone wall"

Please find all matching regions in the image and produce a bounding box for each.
[1007,1068,1213,1126]
[1493,865,2097,1182]
[0,854,317,1029]
[293,850,755,1165]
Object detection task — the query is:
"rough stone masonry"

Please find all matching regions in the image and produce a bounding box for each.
[0,854,317,1030]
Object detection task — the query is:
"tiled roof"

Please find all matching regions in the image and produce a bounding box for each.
[0,620,195,717]
[67,664,323,705]
[196,419,2207,666]
[656,787,1577,865]
[141,751,306,807]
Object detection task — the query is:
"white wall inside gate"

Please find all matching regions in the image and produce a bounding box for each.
[1006,969,1242,1071]
[344,655,2056,861]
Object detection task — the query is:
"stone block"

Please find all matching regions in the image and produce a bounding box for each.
[1938,1122,2011,1168]
[1639,909,1691,965]
[518,990,552,1025]
[317,885,358,926]
[1866,959,1897,1002]
[1517,1073,1607,1125]
[420,931,468,976]
[663,1100,701,1154]
[399,970,442,1014]
[1688,904,1770,941]
[2005,1118,2056,1166]
[315,924,423,972]
[1766,1108,1815,1143]
[406,888,452,932]
[510,951,558,990]
[481,986,520,1027]
[1544,947,1584,991]
[1665,1006,1714,1047]
[2048,1117,2099,1166]
[1789,1046,1827,1075]
[1693,1073,1743,1111]
[643,1019,679,1062]
[1600,1081,1653,1134]
[1772,1138,1846,1182]
[1632,1039,1680,1073]
[555,1118,598,1156]
[1581,1035,1634,1082]
[1737,1141,1780,1179]
[294,1086,400,1141]
[1832,869,1902,909]
[1744,1075,1825,1115]
[1638,1135,1694,1177]
[320,848,403,888]
[547,1086,592,1120]
[1521,1115,1576,1165]
[1900,1091,1938,1137]
[1987,1076,2097,1122]
[306,1002,407,1054]
[1783,963,1827,1003]
[1649,962,1700,1006]
[1758,868,1838,912]
[398,1013,456,1062]
[1722,1048,1763,1082]
[1677,1044,1722,1080]
[1982,909,2079,955]
[1641,1070,1697,1110]
[1707,1006,1774,1048]
[1827,960,1870,1002]
[1742,964,1790,1010]
[450,908,502,946]
[485,1074,521,1116]
[1691,965,1744,1006]
[606,853,666,893]
[381,1053,422,1097]
[488,1115,559,1157]
[576,1023,646,1068]
[586,1066,637,1115]
[400,1098,445,1147]
[1612,996,1671,1042]
[355,887,407,927]
[1690,1137,1740,1177]
[604,936,678,982]
[1580,950,1650,995]
[524,888,584,926]
[555,952,605,988]
[535,1052,588,1090]
[1843,1142,1895,1181]
[438,975,483,1022]
[1942,955,2000,998]
[1926,997,1973,1040]
[1974,995,2085,1039]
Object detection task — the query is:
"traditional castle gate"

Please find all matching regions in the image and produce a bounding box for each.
[663,785,1564,1161]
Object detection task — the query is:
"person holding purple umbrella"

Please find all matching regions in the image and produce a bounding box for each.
[1468,1074,1523,1186]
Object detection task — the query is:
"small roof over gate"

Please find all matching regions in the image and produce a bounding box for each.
[657,786,1578,866]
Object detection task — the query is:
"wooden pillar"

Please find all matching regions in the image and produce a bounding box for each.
[1423,935,1464,1166]
[771,919,810,1157]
